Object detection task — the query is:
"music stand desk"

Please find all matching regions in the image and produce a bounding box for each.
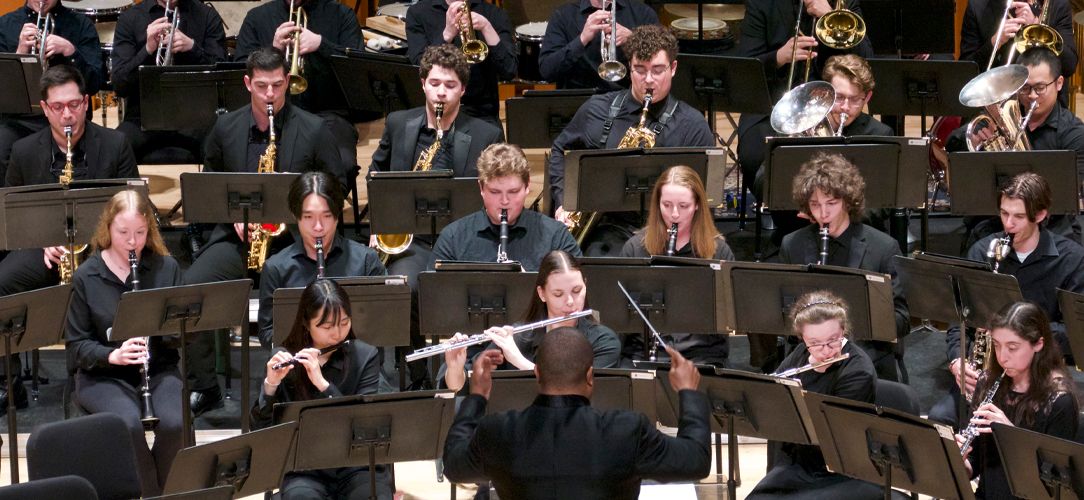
[992,422,1084,500]
[139,64,249,131]
[0,53,44,115]
[563,147,726,213]
[505,90,595,149]
[0,180,147,251]
[146,486,235,500]
[366,172,481,238]
[163,422,298,498]
[330,52,425,116]
[1057,288,1084,373]
[946,151,1080,216]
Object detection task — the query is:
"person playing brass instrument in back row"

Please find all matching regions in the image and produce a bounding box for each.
[253,279,390,499]
[66,190,183,497]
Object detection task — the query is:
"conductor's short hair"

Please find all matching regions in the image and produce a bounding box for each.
[535,327,593,389]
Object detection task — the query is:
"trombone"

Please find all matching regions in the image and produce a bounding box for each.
[155,4,179,67]
[774,5,835,137]
[597,0,626,82]
[285,0,308,94]
[814,0,866,50]
[987,0,1062,71]
[30,8,52,69]
[458,0,488,63]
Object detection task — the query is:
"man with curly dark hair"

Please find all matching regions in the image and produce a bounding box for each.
[749,153,910,382]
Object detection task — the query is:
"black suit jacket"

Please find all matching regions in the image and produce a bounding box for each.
[444,391,712,500]
[368,106,505,177]
[6,121,139,187]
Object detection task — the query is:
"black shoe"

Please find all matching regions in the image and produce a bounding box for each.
[0,378,30,416]
[190,385,224,417]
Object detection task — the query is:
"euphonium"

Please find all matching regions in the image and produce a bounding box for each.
[959,64,1034,152]
[59,125,73,185]
[30,8,52,70]
[155,4,179,67]
[130,249,159,431]
[248,104,287,271]
[770,81,836,137]
[597,0,626,82]
[960,373,1004,455]
[814,0,866,50]
[458,0,488,63]
[1014,0,1063,57]
[285,0,308,94]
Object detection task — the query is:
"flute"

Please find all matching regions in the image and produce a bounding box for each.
[770,352,850,378]
[405,310,594,362]
[272,339,352,370]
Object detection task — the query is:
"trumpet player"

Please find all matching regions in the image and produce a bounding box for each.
[111,0,227,162]
[406,0,516,128]
[550,25,712,252]
[536,0,659,91]
[65,190,184,497]
[0,0,102,178]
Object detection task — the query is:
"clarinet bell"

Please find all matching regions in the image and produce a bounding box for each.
[140,392,159,431]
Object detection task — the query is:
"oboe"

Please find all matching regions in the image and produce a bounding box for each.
[496,208,510,263]
[959,373,1004,456]
[771,352,851,378]
[666,223,678,256]
[272,339,352,370]
[405,310,594,362]
[315,236,325,279]
[130,250,159,431]
[818,224,829,265]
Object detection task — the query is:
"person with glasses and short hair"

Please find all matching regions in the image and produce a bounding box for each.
[821,54,892,137]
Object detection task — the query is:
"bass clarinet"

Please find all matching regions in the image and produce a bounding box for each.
[130,250,159,431]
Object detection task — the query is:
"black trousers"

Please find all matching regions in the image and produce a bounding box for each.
[0,248,61,376]
[76,368,184,498]
[182,238,247,391]
[281,466,393,500]
[737,116,771,200]
[115,119,205,163]
[0,115,49,183]
[385,239,435,387]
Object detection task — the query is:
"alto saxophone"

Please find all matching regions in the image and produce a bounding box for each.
[247,104,286,271]
[413,102,443,171]
[59,125,73,185]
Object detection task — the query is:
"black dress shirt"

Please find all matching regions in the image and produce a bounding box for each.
[1024,104,1084,184]
[66,249,182,387]
[7,120,139,186]
[412,122,455,173]
[406,0,516,119]
[843,113,894,137]
[234,0,362,115]
[549,90,714,208]
[111,0,227,121]
[537,0,659,91]
[431,208,582,271]
[0,2,102,96]
[258,236,387,348]
[246,103,288,172]
[251,338,382,429]
[443,390,712,499]
[620,231,734,260]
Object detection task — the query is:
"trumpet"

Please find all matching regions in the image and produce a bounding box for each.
[59,125,73,186]
[30,9,52,69]
[814,0,866,50]
[285,0,308,94]
[496,209,510,263]
[666,222,677,256]
[130,249,159,431]
[959,373,1004,456]
[405,310,594,362]
[458,0,488,63]
[272,339,351,370]
[597,0,626,82]
[155,4,179,66]
[771,352,851,378]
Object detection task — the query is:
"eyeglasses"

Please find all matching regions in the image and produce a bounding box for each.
[632,66,672,78]
[1018,80,1055,96]
[45,99,84,113]
[834,94,866,107]
[806,337,844,350]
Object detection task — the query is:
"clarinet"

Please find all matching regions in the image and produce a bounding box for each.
[496,209,509,263]
[666,223,678,256]
[818,225,829,265]
[130,250,159,431]
[315,237,325,279]
[960,373,1004,456]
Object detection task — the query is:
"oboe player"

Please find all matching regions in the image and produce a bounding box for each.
[65,190,182,497]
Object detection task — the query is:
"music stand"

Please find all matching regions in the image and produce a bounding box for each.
[146,486,235,500]
[504,89,595,149]
[291,392,457,500]
[163,422,298,498]
[139,64,249,131]
[804,392,976,500]
[330,52,425,116]
[0,53,44,115]
[866,60,978,135]
[109,280,254,445]
[485,368,656,418]
[715,261,897,342]
[946,151,1080,216]
[0,180,147,252]
[366,172,482,242]
[671,55,773,147]
[894,253,1023,424]
[862,0,957,57]
[0,284,73,483]
[992,422,1084,500]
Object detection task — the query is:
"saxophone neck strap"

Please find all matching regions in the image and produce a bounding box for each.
[599,90,679,145]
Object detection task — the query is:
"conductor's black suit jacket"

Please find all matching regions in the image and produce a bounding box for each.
[6,120,139,187]
[443,391,712,500]
[367,106,505,178]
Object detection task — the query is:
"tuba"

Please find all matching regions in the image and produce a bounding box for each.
[597,0,626,82]
[814,0,866,50]
[770,81,837,137]
[959,64,1034,151]
[248,104,286,271]
[458,0,488,63]
[155,4,179,66]
[285,0,308,94]
[30,8,52,69]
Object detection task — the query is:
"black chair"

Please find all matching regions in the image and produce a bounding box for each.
[0,475,97,500]
[875,379,922,416]
[26,413,142,500]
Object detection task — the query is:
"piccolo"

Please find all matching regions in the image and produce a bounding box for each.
[770,352,851,378]
[405,310,594,362]
[272,339,351,370]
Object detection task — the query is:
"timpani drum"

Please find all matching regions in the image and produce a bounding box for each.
[67,0,133,23]
[515,22,547,82]
[669,17,727,40]
[376,2,411,20]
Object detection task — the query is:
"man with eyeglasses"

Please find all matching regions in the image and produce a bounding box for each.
[822,55,892,137]
[549,25,712,255]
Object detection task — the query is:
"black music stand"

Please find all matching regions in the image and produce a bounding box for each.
[1057,288,1084,372]
[291,392,457,500]
[0,180,147,252]
[0,54,44,115]
[562,147,726,216]
[866,60,979,136]
[146,486,235,500]
[946,151,1080,216]
[485,368,656,417]
[894,253,1023,425]
[139,64,249,131]
[0,284,73,483]
[330,52,425,116]
[504,89,595,149]
[109,280,254,445]
[162,422,297,498]
[862,0,957,57]
[715,261,897,342]
[366,172,482,243]
[992,422,1084,500]
[805,392,977,500]
[671,55,773,147]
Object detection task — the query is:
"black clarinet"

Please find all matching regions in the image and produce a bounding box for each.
[666,223,678,256]
[130,250,159,431]
[496,209,509,263]
[315,237,325,279]
[818,225,829,266]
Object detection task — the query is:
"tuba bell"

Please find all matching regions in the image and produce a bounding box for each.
[959,64,1034,151]
[770,81,837,137]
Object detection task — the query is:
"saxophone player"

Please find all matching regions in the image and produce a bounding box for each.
[186,47,341,416]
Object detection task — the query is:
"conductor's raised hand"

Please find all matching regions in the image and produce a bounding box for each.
[108,337,148,366]
[469,349,504,399]
[666,344,700,392]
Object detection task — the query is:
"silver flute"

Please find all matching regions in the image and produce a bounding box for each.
[771,352,851,378]
[960,373,1004,456]
[405,310,594,362]
[618,281,668,361]
[666,223,678,256]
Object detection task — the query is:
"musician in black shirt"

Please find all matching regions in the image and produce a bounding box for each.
[537,0,659,91]
[0,0,101,179]
[111,0,227,162]
[406,0,516,127]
